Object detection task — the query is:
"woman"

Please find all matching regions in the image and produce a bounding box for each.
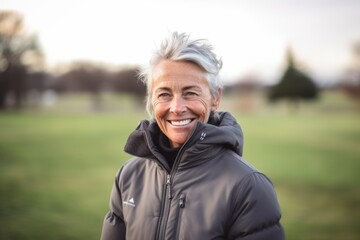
[101,32,285,240]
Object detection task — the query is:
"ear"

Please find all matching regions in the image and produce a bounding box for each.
[211,88,222,111]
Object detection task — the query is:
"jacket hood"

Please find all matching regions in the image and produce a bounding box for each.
[200,111,243,156]
[124,111,243,164]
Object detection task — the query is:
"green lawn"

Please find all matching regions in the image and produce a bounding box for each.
[0,92,359,240]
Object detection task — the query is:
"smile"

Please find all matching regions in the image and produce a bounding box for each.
[169,119,193,126]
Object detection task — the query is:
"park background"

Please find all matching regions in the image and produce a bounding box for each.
[1,0,360,239]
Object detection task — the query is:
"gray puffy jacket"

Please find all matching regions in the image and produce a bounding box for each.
[101,112,285,240]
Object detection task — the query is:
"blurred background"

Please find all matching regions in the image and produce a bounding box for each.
[1,0,359,239]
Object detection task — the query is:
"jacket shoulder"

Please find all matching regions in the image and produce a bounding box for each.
[219,150,260,180]
[116,157,161,183]
[224,152,284,239]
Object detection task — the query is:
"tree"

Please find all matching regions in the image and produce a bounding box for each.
[0,10,43,109]
[340,41,360,104]
[52,63,146,110]
[54,61,108,110]
[268,48,318,108]
[110,66,146,102]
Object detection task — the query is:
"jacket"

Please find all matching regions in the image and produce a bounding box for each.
[101,112,285,240]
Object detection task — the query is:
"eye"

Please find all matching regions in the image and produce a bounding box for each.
[158,92,171,100]
[184,91,198,97]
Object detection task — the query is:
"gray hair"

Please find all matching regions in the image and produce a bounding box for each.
[139,32,223,118]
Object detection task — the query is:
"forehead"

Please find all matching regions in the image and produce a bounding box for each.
[152,60,209,89]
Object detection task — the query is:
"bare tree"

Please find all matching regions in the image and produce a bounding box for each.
[110,66,146,101]
[0,10,43,109]
[341,42,360,104]
[54,61,108,110]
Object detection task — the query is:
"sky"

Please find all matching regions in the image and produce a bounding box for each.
[2,0,360,85]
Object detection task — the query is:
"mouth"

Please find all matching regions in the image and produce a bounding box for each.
[168,118,194,126]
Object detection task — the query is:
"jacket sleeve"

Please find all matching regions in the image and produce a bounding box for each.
[227,172,285,240]
[101,169,126,240]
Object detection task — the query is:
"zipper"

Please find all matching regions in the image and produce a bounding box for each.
[155,173,172,240]
[178,193,186,208]
[155,124,200,240]
[166,174,172,199]
[175,193,186,239]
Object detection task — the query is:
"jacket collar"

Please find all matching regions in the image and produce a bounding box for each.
[124,112,243,166]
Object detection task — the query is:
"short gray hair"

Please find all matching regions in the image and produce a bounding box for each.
[139,32,223,118]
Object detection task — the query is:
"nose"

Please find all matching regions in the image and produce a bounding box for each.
[170,95,186,114]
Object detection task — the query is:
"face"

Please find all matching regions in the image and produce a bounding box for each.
[151,60,221,148]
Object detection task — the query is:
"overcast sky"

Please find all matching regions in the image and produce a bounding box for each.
[2,0,360,84]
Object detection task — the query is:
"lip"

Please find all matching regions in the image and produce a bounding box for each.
[167,118,195,127]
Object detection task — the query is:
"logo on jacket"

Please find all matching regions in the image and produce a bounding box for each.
[200,132,206,140]
[123,197,136,207]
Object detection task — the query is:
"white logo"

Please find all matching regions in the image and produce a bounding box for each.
[200,132,206,140]
[123,197,136,207]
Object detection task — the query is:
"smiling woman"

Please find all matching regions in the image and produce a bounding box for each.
[151,60,221,148]
[101,32,285,240]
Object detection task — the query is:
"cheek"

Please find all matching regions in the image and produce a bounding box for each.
[152,95,162,108]
[152,100,168,117]
[191,98,212,119]
[152,99,160,109]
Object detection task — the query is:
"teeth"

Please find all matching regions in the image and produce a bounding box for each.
[171,119,191,126]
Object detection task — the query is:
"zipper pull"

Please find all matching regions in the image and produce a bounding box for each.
[166,174,172,199]
[179,194,186,208]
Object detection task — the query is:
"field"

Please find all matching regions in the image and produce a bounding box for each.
[0,91,359,239]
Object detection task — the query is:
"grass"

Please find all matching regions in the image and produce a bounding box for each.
[238,113,360,240]
[0,91,359,240]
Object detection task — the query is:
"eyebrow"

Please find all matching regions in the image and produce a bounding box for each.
[154,85,203,93]
[183,85,203,92]
[154,87,171,94]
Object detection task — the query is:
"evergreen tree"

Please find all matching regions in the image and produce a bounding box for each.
[268,48,318,107]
